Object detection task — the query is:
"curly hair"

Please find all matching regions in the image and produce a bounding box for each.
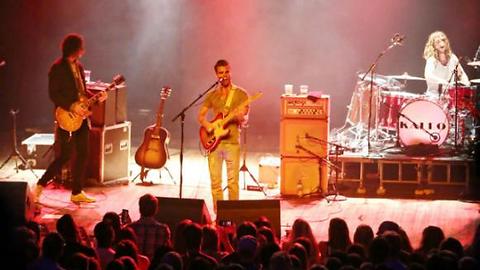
[423,31,452,60]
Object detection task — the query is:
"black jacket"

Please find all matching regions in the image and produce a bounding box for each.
[48,57,87,111]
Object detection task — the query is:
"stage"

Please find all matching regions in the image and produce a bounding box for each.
[0,146,478,249]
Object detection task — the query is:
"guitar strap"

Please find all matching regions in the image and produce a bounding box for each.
[224,87,235,114]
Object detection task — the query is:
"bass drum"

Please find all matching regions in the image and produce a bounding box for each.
[398,99,449,146]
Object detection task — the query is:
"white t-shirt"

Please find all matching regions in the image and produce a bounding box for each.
[424,54,470,99]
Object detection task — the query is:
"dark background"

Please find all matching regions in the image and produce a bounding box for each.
[0,0,479,153]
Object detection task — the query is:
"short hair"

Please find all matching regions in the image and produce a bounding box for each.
[94,221,114,248]
[139,193,158,217]
[42,232,65,259]
[214,59,229,72]
[62,33,84,58]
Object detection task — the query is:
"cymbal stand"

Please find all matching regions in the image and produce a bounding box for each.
[0,109,38,179]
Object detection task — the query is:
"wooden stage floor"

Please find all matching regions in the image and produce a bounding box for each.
[0,148,479,249]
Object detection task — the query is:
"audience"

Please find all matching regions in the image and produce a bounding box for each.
[94,221,116,270]
[56,214,97,268]
[29,232,65,270]
[17,192,479,270]
[128,194,171,260]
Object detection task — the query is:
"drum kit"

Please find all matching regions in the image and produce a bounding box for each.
[333,67,480,155]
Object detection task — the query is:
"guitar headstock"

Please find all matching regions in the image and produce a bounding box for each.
[113,74,126,85]
[161,86,172,99]
[250,91,263,101]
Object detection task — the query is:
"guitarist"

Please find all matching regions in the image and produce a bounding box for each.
[34,33,107,204]
[198,59,249,212]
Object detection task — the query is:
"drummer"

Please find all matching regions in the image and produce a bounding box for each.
[423,31,470,100]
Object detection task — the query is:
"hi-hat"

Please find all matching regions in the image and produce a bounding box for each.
[471,78,480,83]
[386,72,425,81]
[467,61,480,66]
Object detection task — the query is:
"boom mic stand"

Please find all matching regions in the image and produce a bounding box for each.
[304,133,350,201]
[361,33,404,155]
[172,80,219,198]
[0,109,38,179]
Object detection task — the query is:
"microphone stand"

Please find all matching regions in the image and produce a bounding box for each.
[171,80,219,198]
[361,36,401,155]
[443,61,462,150]
[304,133,351,200]
[295,143,342,202]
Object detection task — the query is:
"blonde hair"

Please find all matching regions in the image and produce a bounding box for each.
[423,31,452,60]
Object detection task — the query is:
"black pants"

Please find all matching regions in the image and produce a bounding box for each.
[37,121,89,195]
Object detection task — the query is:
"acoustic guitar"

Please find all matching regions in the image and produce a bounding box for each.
[199,92,262,153]
[55,74,125,132]
[134,87,171,171]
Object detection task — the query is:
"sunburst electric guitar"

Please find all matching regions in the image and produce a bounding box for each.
[55,74,125,132]
[199,92,262,153]
[134,87,172,173]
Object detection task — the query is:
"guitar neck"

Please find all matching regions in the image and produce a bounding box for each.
[85,81,118,107]
[155,99,166,128]
[219,94,259,125]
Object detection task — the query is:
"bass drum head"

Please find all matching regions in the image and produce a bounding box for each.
[398,99,449,146]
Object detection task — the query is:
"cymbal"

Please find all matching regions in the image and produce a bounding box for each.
[467,61,480,66]
[357,72,397,86]
[471,78,480,83]
[386,72,425,81]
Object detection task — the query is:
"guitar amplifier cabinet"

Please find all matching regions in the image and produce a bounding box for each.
[87,121,130,184]
[87,81,127,127]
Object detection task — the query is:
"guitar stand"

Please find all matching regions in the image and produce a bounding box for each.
[131,166,175,186]
[0,109,38,179]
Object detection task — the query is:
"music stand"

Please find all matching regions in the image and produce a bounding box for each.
[0,109,38,179]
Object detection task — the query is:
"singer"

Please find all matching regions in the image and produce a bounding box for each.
[197,59,249,212]
[423,31,470,99]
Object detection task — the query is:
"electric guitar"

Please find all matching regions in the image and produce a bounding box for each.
[134,87,171,171]
[55,74,125,132]
[199,92,262,153]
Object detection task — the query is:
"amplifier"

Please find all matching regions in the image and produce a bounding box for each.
[87,81,127,127]
[87,121,131,184]
[281,94,330,119]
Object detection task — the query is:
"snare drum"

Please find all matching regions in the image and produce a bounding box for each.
[447,86,475,110]
[398,99,449,146]
[379,91,418,130]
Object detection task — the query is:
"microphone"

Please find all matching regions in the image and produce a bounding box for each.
[391,33,405,46]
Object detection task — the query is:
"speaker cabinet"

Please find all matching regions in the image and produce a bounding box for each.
[281,157,328,196]
[0,181,34,227]
[87,121,130,184]
[155,197,211,234]
[280,118,329,157]
[217,199,281,237]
